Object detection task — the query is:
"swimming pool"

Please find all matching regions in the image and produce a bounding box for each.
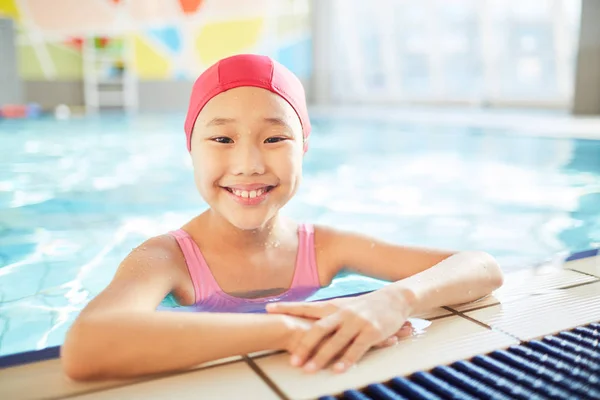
[0,112,599,357]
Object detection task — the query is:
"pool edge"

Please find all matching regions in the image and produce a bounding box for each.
[1,247,598,370]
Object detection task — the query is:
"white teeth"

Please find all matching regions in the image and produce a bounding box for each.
[230,188,266,199]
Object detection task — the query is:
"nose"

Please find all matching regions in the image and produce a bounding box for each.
[230,142,265,176]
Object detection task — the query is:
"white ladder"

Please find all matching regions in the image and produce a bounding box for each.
[82,35,137,114]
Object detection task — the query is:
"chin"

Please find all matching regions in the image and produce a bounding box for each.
[227,219,270,231]
[231,205,288,230]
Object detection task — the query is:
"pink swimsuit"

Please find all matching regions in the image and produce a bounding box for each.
[166,223,321,313]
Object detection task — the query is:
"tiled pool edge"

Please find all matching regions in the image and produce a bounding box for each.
[1,247,597,369]
[0,247,598,397]
[316,319,600,400]
[0,293,374,370]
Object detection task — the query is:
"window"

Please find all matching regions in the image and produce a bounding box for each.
[324,0,582,107]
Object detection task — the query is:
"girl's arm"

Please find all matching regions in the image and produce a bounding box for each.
[264,228,503,373]
[60,236,300,381]
[315,225,504,310]
[378,250,504,315]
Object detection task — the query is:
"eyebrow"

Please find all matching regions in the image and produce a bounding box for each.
[205,117,236,127]
[205,117,292,131]
[263,117,291,130]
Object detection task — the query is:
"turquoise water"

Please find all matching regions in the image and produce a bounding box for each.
[0,113,599,357]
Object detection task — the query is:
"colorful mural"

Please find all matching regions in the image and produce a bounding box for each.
[0,0,312,81]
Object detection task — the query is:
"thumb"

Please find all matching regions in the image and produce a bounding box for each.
[374,335,399,349]
[395,321,414,339]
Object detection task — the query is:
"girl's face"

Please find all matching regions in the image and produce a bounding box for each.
[189,86,304,230]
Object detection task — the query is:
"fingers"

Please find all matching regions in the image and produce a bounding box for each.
[277,300,414,374]
[395,321,413,339]
[290,315,341,367]
[332,321,413,371]
[296,318,400,373]
[374,320,413,347]
[302,322,359,372]
[332,330,374,373]
[373,335,398,348]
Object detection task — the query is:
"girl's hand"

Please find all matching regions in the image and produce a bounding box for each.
[266,289,413,373]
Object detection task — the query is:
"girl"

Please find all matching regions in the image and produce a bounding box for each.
[60,54,504,381]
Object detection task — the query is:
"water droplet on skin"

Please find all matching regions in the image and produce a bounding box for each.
[370,242,375,249]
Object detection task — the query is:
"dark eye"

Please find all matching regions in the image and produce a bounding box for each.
[212,137,233,144]
[264,137,286,144]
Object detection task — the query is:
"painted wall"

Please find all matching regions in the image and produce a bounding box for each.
[0,17,22,105]
[0,0,312,83]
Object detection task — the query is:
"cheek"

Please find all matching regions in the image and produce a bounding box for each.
[191,151,223,192]
[274,148,303,184]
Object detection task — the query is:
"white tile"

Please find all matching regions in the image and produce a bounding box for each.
[0,358,136,400]
[70,361,279,400]
[466,281,600,341]
[449,264,598,312]
[253,316,517,400]
[565,255,600,278]
[413,307,453,319]
[0,355,243,400]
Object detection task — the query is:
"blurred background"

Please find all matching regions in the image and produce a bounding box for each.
[0,0,599,356]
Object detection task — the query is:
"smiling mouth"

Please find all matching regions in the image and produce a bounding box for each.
[223,186,275,199]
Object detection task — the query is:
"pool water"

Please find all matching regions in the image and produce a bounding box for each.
[0,112,599,356]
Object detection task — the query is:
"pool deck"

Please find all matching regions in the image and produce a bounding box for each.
[0,249,599,400]
[309,105,600,141]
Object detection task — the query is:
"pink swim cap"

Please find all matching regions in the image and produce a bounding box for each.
[184,54,311,152]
